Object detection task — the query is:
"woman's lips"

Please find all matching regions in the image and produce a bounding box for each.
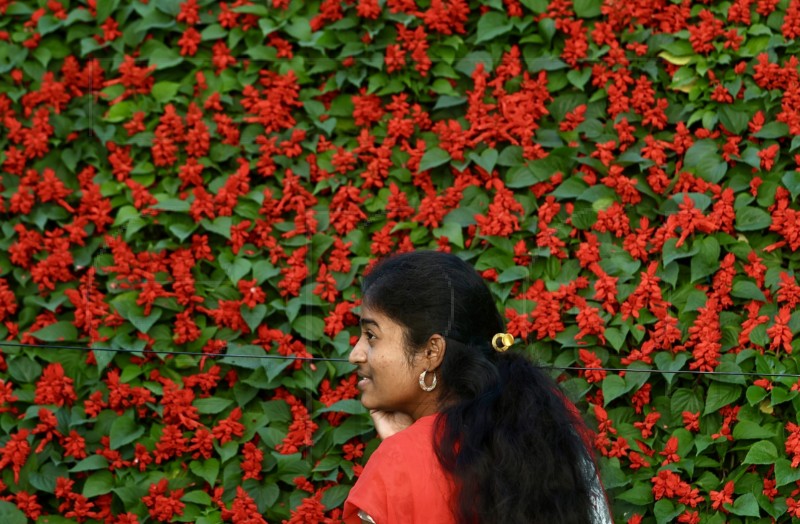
[357,373,371,388]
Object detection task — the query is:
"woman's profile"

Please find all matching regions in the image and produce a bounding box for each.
[342,250,612,524]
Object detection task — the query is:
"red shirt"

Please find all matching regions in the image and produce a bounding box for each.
[343,414,457,524]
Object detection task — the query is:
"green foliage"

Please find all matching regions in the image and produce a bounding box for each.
[2,0,800,522]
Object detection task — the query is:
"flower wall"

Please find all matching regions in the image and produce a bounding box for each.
[2,0,800,522]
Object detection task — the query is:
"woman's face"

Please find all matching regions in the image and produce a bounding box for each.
[348,305,435,420]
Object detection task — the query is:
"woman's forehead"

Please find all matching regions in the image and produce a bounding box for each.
[357,305,403,330]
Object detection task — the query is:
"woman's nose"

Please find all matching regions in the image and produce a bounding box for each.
[349,337,366,364]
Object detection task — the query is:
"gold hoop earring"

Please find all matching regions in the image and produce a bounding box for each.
[419,370,437,392]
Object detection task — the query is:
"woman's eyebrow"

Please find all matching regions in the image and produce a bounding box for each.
[359,317,380,329]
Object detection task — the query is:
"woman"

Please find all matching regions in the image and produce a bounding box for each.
[342,251,611,524]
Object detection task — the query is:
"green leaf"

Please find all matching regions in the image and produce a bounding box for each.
[470,148,499,173]
[0,502,27,524]
[321,484,351,510]
[433,222,464,249]
[718,105,749,135]
[190,459,220,486]
[654,352,688,386]
[783,170,800,200]
[602,374,628,405]
[113,295,162,334]
[250,484,280,513]
[775,458,800,487]
[143,41,183,69]
[476,12,513,43]
[616,482,653,505]
[732,420,777,440]
[182,490,213,505]
[222,343,264,370]
[284,19,311,41]
[252,261,281,284]
[317,399,367,415]
[684,140,727,183]
[735,206,772,231]
[105,101,135,123]
[670,388,704,418]
[745,385,769,406]
[292,315,325,341]
[570,204,598,230]
[497,265,529,283]
[604,327,625,351]
[31,321,78,342]
[520,0,548,12]
[754,122,789,139]
[418,147,451,172]
[731,280,767,302]
[709,360,747,385]
[70,455,109,472]
[505,165,542,188]
[332,415,371,444]
[573,0,601,17]
[704,382,741,415]
[662,238,699,266]
[83,470,114,498]
[497,146,524,167]
[241,304,268,333]
[219,251,252,284]
[109,410,145,450]
[151,81,180,103]
[96,0,121,22]
[152,197,191,212]
[455,51,493,76]
[200,216,233,239]
[654,499,682,524]
[194,397,234,415]
[690,236,720,282]
[743,440,778,464]
[7,356,42,384]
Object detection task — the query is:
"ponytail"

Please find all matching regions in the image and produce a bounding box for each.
[435,348,599,524]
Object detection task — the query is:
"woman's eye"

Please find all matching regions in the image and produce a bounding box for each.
[364,331,376,341]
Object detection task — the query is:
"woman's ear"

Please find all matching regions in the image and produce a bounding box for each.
[423,334,446,370]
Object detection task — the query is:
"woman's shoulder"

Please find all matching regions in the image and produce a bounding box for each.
[343,414,456,524]
[372,414,438,458]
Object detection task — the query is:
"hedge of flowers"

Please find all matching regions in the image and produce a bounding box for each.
[2,0,800,522]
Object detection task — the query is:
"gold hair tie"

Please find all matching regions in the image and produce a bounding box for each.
[492,333,514,352]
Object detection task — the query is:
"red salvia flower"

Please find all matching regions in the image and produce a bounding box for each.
[15,491,42,520]
[0,429,30,483]
[767,306,793,355]
[710,480,734,512]
[578,349,606,383]
[142,479,185,523]
[276,393,318,454]
[213,407,246,444]
[423,0,469,35]
[104,55,155,104]
[221,486,267,524]
[634,411,661,439]
[189,427,214,460]
[241,441,264,480]
[35,363,77,406]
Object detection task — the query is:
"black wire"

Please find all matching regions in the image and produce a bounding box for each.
[2,340,798,378]
[0,341,351,362]
[548,366,800,379]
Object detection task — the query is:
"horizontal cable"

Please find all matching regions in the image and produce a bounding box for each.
[1,341,798,378]
[550,365,800,379]
[0,341,350,362]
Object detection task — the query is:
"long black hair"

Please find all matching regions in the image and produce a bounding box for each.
[361,250,604,524]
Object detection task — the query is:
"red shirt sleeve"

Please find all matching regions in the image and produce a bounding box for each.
[342,415,456,524]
